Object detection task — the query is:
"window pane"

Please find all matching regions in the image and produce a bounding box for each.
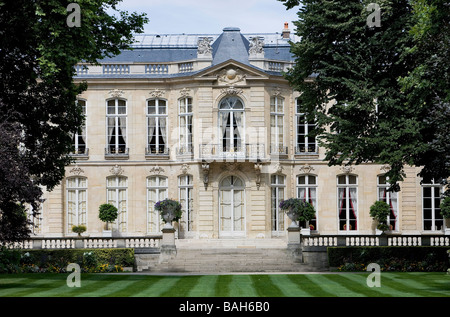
[338,175,346,185]
[147,100,156,114]
[349,175,357,184]
[159,100,167,114]
[118,100,126,114]
[107,100,116,114]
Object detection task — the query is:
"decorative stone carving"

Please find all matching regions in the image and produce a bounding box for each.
[273,163,284,174]
[340,165,355,174]
[197,37,213,55]
[249,37,264,55]
[69,165,85,176]
[180,164,190,174]
[380,164,391,173]
[180,88,191,97]
[108,89,124,98]
[201,162,210,189]
[254,162,262,190]
[299,164,315,174]
[223,162,241,172]
[217,68,246,86]
[220,86,243,96]
[271,87,283,97]
[109,165,124,176]
[149,89,165,98]
[149,166,165,175]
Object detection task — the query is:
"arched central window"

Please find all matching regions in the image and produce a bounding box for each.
[219,97,244,153]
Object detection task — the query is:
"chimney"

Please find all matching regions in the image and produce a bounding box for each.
[282,22,290,39]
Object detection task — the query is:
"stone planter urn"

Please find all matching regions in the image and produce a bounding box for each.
[155,199,182,229]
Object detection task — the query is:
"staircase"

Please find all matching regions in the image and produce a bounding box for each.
[135,239,327,273]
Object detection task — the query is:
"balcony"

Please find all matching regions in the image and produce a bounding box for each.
[176,145,194,160]
[199,144,264,161]
[270,144,288,158]
[70,148,89,160]
[145,146,170,160]
[105,146,129,160]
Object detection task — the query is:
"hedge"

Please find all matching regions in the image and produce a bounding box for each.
[328,246,450,272]
[0,247,135,274]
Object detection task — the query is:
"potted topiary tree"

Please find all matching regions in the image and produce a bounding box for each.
[72,224,87,237]
[440,197,450,235]
[154,198,182,229]
[279,198,316,235]
[98,203,118,237]
[369,200,391,234]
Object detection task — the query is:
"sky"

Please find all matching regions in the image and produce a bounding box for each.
[112,0,300,35]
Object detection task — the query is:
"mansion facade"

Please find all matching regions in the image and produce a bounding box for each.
[35,26,447,240]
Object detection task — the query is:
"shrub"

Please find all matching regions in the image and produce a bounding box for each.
[440,197,450,219]
[369,200,391,231]
[72,224,87,236]
[98,203,118,229]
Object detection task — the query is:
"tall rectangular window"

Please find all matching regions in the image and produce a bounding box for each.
[179,97,193,154]
[271,175,285,232]
[297,174,317,230]
[179,175,194,232]
[295,98,316,153]
[147,99,168,154]
[107,176,127,233]
[147,176,167,233]
[338,174,357,231]
[270,96,284,153]
[73,99,87,155]
[422,178,443,231]
[66,177,87,233]
[378,175,398,231]
[107,99,127,154]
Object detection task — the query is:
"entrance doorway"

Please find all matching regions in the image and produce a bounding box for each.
[219,175,245,237]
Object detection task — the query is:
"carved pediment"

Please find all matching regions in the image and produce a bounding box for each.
[196,60,269,84]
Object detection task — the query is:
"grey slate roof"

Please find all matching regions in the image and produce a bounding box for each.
[101,27,298,65]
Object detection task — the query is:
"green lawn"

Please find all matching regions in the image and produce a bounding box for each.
[0,272,449,297]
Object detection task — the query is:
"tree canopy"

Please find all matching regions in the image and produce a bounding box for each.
[0,0,148,243]
[279,0,449,193]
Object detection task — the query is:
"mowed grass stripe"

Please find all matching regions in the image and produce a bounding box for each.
[382,273,450,297]
[336,273,395,297]
[187,275,219,297]
[159,275,202,297]
[269,274,312,297]
[227,275,258,297]
[0,277,32,297]
[214,274,232,296]
[0,275,59,297]
[286,274,336,297]
[250,275,284,297]
[313,274,368,297]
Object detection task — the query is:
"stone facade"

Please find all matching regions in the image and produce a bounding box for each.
[36,26,448,240]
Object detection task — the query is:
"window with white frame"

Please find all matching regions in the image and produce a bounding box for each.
[106,98,127,154]
[179,174,194,232]
[377,175,398,231]
[337,174,358,231]
[73,99,87,155]
[66,177,87,233]
[179,97,193,154]
[270,96,284,153]
[219,97,244,153]
[27,205,42,235]
[106,176,127,233]
[147,99,168,154]
[422,178,443,231]
[297,174,317,230]
[147,176,168,233]
[295,98,317,153]
[271,174,285,232]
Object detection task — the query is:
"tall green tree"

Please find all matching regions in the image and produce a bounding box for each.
[280,0,448,191]
[0,0,147,243]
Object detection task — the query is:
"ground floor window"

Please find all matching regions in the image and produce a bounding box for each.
[147,176,167,233]
[219,176,245,235]
[422,178,443,231]
[107,176,127,233]
[179,175,194,232]
[378,175,398,230]
[338,174,358,231]
[66,177,87,233]
[271,175,285,232]
[297,174,317,230]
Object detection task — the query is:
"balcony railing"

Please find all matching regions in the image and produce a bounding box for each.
[176,145,194,156]
[70,148,89,159]
[199,144,264,160]
[145,146,170,158]
[301,234,450,250]
[270,144,288,156]
[105,147,129,159]
[6,236,162,250]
